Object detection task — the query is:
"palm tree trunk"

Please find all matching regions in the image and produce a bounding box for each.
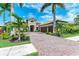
[17,22,21,41]
[18,30,21,41]
[2,10,6,39]
[3,10,6,32]
[11,3,14,22]
[17,26,21,41]
[11,3,14,32]
[53,10,56,33]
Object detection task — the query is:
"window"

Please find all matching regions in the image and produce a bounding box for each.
[31,20,34,22]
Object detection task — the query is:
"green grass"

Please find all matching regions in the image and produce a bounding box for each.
[26,52,39,56]
[0,40,31,48]
[47,32,79,38]
[63,32,79,38]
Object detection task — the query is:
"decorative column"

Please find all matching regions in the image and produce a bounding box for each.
[28,25,30,32]
[39,27,41,32]
[47,26,49,33]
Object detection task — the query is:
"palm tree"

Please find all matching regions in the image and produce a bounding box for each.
[12,13,23,41]
[0,3,11,39]
[0,3,11,32]
[40,3,65,33]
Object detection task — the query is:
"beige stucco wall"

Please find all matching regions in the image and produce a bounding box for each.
[28,20,37,31]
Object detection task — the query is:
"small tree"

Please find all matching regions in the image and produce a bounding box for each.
[12,13,23,41]
[74,15,79,25]
[56,20,68,36]
[22,22,28,32]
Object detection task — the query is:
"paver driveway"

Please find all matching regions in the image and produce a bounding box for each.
[28,32,79,56]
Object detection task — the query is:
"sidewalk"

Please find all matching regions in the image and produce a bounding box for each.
[66,36,79,41]
[0,44,37,56]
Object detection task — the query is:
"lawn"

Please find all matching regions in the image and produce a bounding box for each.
[0,40,31,48]
[63,32,79,38]
[26,52,39,56]
[47,32,79,38]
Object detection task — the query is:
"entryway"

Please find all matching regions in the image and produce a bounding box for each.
[30,25,34,32]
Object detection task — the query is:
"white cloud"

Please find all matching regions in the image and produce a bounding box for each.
[56,15,63,20]
[23,3,52,14]
[23,3,43,12]
[41,14,53,21]
[31,4,44,11]
[0,22,4,26]
[40,5,52,14]
[23,16,26,18]
[23,4,30,7]
[41,15,52,19]
[27,13,35,18]
[65,3,78,10]
[63,3,79,22]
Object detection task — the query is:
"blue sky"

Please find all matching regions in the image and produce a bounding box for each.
[0,3,79,25]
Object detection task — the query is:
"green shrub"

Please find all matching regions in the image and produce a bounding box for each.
[35,29,40,32]
[20,34,30,41]
[46,32,53,35]
[10,35,18,42]
[10,34,30,42]
[1,32,10,39]
[47,32,62,37]
[52,32,62,37]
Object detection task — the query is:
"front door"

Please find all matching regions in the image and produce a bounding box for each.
[30,25,34,32]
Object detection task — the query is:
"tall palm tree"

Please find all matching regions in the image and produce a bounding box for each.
[0,3,11,32]
[40,3,65,33]
[0,3,10,39]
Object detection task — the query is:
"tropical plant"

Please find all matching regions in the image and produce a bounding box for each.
[12,13,23,41]
[74,15,79,25]
[22,22,28,32]
[55,20,67,36]
[73,15,79,32]
[40,3,65,33]
[1,32,10,39]
[65,23,76,33]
